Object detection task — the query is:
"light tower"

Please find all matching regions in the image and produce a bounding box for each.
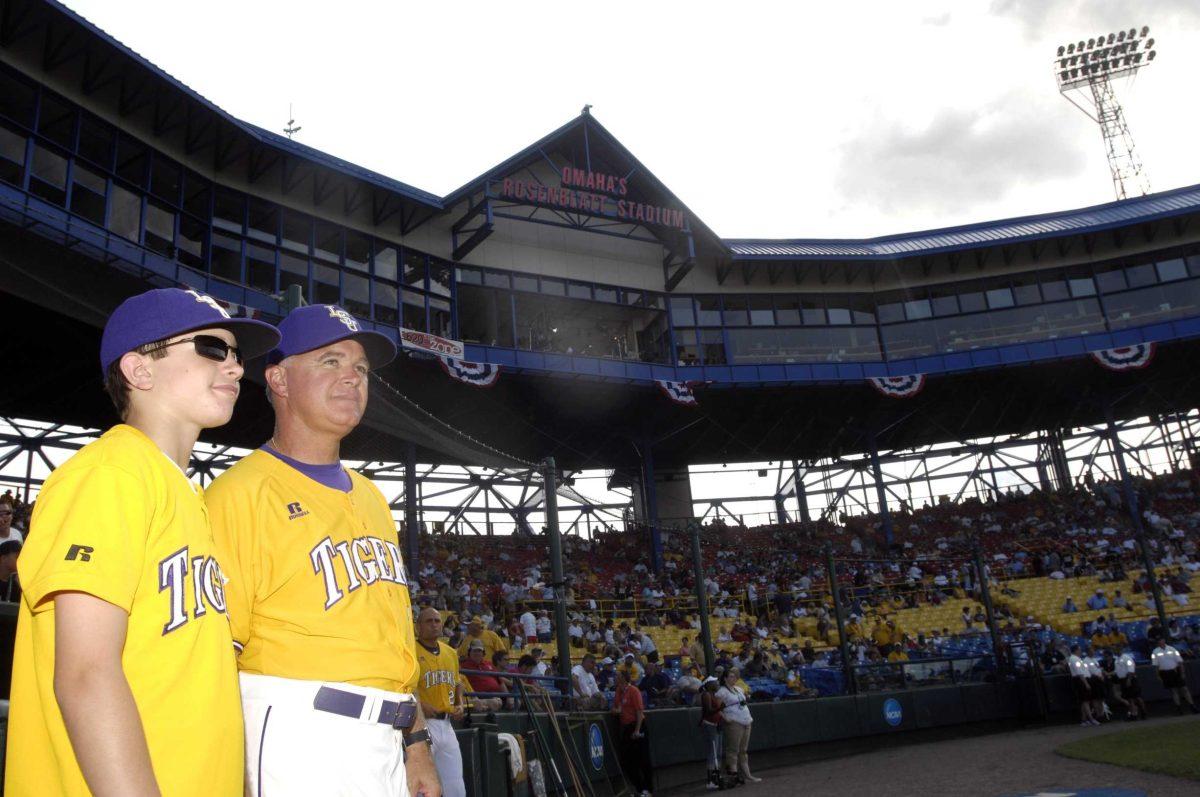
[1054,26,1156,200]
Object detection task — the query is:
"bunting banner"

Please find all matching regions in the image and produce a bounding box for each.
[439,356,501,388]
[656,379,698,406]
[868,374,926,399]
[1090,343,1155,372]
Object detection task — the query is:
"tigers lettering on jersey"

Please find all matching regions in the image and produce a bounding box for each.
[422,669,458,690]
[309,535,409,610]
[158,547,229,634]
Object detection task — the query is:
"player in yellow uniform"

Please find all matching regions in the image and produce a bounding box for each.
[5,287,279,796]
[206,304,439,797]
[416,607,466,797]
[457,615,509,660]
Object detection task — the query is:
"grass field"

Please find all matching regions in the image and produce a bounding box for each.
[1057,719,1200,781]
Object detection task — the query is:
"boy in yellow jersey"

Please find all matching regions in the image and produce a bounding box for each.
[416,607,466,797]
[5,287,279,797]
[206,304,440,797]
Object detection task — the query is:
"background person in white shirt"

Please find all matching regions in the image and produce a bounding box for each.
[1113,651,1146,721]
[715,668,760,785]
[1067,645,1099,726]
[571,653,605,711]
[1151,638,1198,715]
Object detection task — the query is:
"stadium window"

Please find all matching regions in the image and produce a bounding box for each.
[374,244,398,281]
[404,250,428,288]
[696,297,721,326]
[28,144,68,206]
[150,156,181,204]
[429,259,452,297]
[343,272,370,318]
[1039,279,1069,302]
[876,302,904,324]
[722,297,749,326]
[69,161,107,225]
[674,329,699,365]
[247,199,279,245]
[827,306,852,325]
[728,328,780,363]
[625,290,643,306]
[77,115,114,169]
[774,296,801,325]
[483,270,509,290]
[281,210,311,253]
[313,262,340,305]
[903,298,932,320]
[0,69,36,127]
[430,297,451,337]
[210,233,242,283]
[313,222,341,265]
[457,285,512,346]
[143,200,175,257]
[1187,254,1200,278]
[594,286,617,303]
[246,244,276,294]
[985,287,1014,309]
[801,298,826,325]
[1067,277,1096,298]
[177,216,206,270]
[848,296,876,325]
[374,281,399,325]
[669,297,696,326]
[456,266,482,286]
[931,295,959,317]
[748,295,775,326]
[540,278,565,296]
[182,172,211,219]
[567,282,591,300]
[37,94,75,149]
[0,125,26,185]
[213,189,244,234]
[1155,258,1188,283]
[1094,266,1127,293]
[513,275,538,293]
[700,329,726,365]
[344,231,369,273]
[115,137,148,188]
[1124,263,1156,288]
[107,183,141,242]
[955,292,984,313]
[1012,283,1041,305]
[279,252,308,296]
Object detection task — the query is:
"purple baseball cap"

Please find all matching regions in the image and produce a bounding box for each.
[100,288,281,374]
[268,304,397,369]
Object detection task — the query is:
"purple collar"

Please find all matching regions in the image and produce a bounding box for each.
[262,445,352,493]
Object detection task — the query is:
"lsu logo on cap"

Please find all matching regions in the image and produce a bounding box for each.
[187,289,232,319]
[327,305,359,332]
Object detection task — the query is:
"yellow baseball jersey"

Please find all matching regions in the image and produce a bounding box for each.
[416,640,461,713]
[206,449,418,692]
[456,628,508,660]
[5,425,243,796]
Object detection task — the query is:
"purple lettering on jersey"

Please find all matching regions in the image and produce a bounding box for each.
[262,445,352,492]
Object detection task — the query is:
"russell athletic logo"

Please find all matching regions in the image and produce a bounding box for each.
[883,698,903,727]
[286,501,310,520]
[65,544,94,562]
[588,723,604,770]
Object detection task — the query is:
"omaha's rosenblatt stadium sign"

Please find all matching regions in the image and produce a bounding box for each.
[497,167,687,230]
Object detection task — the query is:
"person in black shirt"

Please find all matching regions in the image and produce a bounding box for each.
[639,660,672,706]
[0,539,20,603]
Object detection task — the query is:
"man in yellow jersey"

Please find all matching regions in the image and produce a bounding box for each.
[5,287,279,797]
[206,304,439,796]
[415,607,466,797]
[457,615,508,660]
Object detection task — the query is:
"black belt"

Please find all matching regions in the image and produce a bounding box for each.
[429,711,449,720]
[313,685,417,729]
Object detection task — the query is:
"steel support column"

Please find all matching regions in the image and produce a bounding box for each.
[793,460,811,523]
[690,524,716,674]
[867,433,894,547]
[543,457,573,701]
[825,544,856,695]
[404,443,419,579]
[641,438,664,574]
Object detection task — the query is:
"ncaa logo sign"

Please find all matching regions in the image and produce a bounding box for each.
[588,723,604,770]
[883,698,902,727]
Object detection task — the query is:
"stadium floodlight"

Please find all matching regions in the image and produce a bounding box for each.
[1053,25,1156,200]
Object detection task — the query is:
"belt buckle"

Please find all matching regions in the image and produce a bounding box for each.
[391,698,417,730]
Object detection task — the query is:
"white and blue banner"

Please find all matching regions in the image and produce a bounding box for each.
[1090,342,1155,372]
[439,356,501,388]
[656,379,698,406]
[868,374,926,399]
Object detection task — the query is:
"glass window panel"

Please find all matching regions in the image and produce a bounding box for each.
[210,233,242,283]
[343,272,370,318]
[107,184,141,241]
[774,296,801,325]
[246,244,275,293]
[0,70,36,126]
[429,297,451,338]
[69,161,106,224]
[625,291,643,306]
[986,288,1014,309]
[150,156,181,203]
[696,297,721,325]
[748,295,775,326]
[1040,280,1069,302]
[344,231,369,272]
[1124,263,1156,288]
[313,222,341,264]
[904,299,932,320]
[182,172,210,218]
[877,302,903,324]
[1012,284,1041,305]
[700,328,726,365]
[0,125,25,185]
[669,297,695,326]
[1095,267,1126,293]
[374,244,398,281]
[513,275,538,292]
[213,189,244,233]
[279,252,308,295]
[594,286,617,303]
[1188,254,1200,277]
[456,266,482,285]
[722,297,749,326]
[177,216,205,269]
[1105,279,1200,330]
[483,270,509,289]
[404,250,428,287]
[402,291,426,330]
[77,115,113,167]
[29,144,67,205]
[801,302,826,325]
[115,137,147,187]
[674,329,699,365]
[314,281,340,305]
[247,199,278,244]
[313,262,339,287]
[456,285,514,347]
[882,319,938,359]
[1156,258,1188,283]
[931,295,958,316]
[568,282,591,300]
[281,210,310,253]
[1068,277,1096,297]
[539,277,564,296]
[956,292,985,313]
[827,307,852,325]
[429,258,452,297]
[37,94,75,149]
[374,282,398,325]
[144,201,175,256]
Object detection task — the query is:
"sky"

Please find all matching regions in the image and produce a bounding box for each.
[60,0,1200,240]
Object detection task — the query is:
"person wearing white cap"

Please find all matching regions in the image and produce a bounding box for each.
[699,676,725,789]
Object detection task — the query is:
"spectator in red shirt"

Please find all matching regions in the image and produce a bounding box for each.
[461,640,507,711]
[612,669,651,796]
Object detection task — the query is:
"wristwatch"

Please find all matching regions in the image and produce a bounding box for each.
[402,728,432,749]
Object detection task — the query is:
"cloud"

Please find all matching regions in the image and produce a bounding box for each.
[991,0,1200,38]
[922,12,952,26]
[833,95,1089,219]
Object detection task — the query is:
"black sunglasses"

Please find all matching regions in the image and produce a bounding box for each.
[160,334,243,365]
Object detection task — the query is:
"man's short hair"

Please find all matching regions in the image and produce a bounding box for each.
[492,650,507,665]
[103,340,170,419]
[518,654,536,670]
[0,540,20,558]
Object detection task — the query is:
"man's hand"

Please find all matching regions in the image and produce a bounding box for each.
[406,742,442,797]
